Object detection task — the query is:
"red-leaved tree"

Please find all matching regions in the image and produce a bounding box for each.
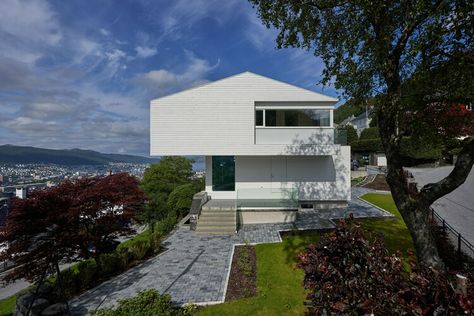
[0,173,145,284]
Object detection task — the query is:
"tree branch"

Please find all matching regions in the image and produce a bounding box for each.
[303,0,341,11]
[419,137,474,206]
[391,0,444,60]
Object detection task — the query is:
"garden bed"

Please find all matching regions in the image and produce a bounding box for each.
[225,245,257,301]
[362,174,390,190]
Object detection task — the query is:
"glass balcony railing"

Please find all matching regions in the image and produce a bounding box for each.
[236,187,299,209]
[334,128,348,145]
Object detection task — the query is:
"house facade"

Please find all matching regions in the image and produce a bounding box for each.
[340,111,372,136]
[150,72,351,228]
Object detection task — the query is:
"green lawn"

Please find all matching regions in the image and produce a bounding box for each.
[199,233,320,316]
[0,295,16,316]
[200,193,414,315]
[1,194,413,316]
[358,193,414,257]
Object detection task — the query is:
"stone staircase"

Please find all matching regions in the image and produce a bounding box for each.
[195,200,237,235]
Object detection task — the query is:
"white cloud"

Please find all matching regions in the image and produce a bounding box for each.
[100,28,110,36]
[135,46,157,58]
[136,70,177,90]
[0,0,61,63]
[4,116,61,134]
[144,0,241,40]
[132,51,219,96]
[243,9,277,52]
[77,38,101,56]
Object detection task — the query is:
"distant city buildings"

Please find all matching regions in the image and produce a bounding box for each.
[0,162,205,232]
[15,187,27,199]
[0,162,153,188]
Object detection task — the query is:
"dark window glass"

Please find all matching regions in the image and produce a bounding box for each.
[265,110,276,126]
[212,156,235,191]
[256,110,263,126]
[264,109,330,127]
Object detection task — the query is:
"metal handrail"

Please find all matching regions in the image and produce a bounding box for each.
[430,207,474,259]
[403,169,474,259]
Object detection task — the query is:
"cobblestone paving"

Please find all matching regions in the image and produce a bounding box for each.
[70,188,391,314]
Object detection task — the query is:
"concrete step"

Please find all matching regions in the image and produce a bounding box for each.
[196,200,237,235]
[195,230,235,235]
[201,207,236,212]
[195,227,236,234]
[198,219,236,225]
[197,222,236,228]
[199,212,235,217]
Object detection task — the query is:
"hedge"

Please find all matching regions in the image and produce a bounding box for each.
[351,135,442,161]
[351,138,383,152]
[90,289,196,316]
[44,215,178,301]
[399,137,443,160]
[359,127,379,140]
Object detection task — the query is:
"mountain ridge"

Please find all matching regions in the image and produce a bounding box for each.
[0,144,160,165]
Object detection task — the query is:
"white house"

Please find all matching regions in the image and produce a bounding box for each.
[150,72,351,233]
[340,110,372,136]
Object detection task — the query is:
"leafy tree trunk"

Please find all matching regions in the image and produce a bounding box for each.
[378,81,445,268]
[385,164,444,268]
[379,86,474,269]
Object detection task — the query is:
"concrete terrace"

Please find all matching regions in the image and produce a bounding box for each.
[70,188,391,315]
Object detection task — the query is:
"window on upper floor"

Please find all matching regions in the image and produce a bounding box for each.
[256,110,264,126]
[256,109,331,127]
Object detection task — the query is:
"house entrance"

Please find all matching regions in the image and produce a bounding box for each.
[212,156,235,191]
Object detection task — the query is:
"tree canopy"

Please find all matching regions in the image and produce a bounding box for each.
[0,173,145,283]
[250,0,474,267]
[139,156,198,231]
[141,156,194,201]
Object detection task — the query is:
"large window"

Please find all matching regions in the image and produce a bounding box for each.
[257,109,330,127]
[212,156,235,191]
[256,110,263,126]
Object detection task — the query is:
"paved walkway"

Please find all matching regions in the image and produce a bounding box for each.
[0,226,146,300]
[70,188,391,314]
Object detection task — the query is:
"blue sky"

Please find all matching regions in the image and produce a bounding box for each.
[0,0,340,156]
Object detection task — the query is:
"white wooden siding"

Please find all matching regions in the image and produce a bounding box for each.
[150,72,338,156]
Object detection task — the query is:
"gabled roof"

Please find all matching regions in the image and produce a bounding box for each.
[353,111,370,121]
[151,71,338,103]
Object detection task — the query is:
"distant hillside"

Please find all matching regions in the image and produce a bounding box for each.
[334,99,365,124]
[0,145,160,165]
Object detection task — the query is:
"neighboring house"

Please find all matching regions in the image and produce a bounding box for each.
[150,72,351,233]
[340,110,371,136]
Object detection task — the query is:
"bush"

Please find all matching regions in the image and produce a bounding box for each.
[76,259,97,291]
[90,289,195,316]
[359,127,379,140]
[98,253,124,278]
[150,231,162,254]
[130,239,151,261]
[400,136,443,160]
[155,212,178,236]
[167,183,196,218]
[54,268,79,299]
[351,138,383,152]
[345,124,359,145]
[298,219,474,315]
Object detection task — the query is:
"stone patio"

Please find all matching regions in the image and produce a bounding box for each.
[70,188,392,314]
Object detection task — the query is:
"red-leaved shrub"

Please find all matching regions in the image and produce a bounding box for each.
[298,219,474,315]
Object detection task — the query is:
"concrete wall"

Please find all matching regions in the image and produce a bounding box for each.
[239,211,297,225]
[376,154,387,166]
[205,148,351,201]
[150,72,338,156]
[255,128,334,145]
